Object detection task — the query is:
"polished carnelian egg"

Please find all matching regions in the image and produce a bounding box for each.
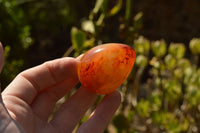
[78,43,136,95]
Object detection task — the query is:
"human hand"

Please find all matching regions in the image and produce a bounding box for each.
[1,42,24,133]
[0,43,121,133]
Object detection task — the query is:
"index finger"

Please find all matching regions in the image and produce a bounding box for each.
[2,57,79,104]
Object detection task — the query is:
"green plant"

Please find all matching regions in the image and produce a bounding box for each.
[1,0,200,132]
[131,37,200,133]
[70,9,200,132]
[67,0,200,132]
[0,0,32,89]
[66,0,143,57]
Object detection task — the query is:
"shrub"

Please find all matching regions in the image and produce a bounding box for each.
[69,0,200,132]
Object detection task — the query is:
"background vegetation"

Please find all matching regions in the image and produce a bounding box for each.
[0,0,200,132]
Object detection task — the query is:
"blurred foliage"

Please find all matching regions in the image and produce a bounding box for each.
[69,1,200,132]
[1,0,200,133]
[0,0,33,87]
[0,0,90,88]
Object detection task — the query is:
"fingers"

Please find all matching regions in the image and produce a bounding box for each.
[49,86,98,133]
[29,55,83,121]
[31,78,78,121]
[0,42,4,73]
[3,57,79,105]
[30,57,80,121]
[3,57,80,122]
[77,91,121,133]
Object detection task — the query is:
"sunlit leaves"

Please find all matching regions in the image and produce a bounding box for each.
[164,54,176,69]
[177,58,191,70]
[152,112,189,132]
[136,99,150,117]
[134,36,150,55]
[149,92,162,111]
[71,27,87,50]
[136,93,162,117]
[0,0,32,89]
[133,36,200,132]
[20,26,33,49]
[1,46,24,87]
[183,66,197,85]
[135,55,148,67]
[81,20,95,34]
[151,40,167,58]
[169,43,186,59]
[186,85,200,106]
[163,79,182,102]
[133,12,143,32]
[189,38,200,54]
[109,0,122,16]
[71,27,95,55]
[92,0,104,14]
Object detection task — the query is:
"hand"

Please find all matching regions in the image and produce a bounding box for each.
[0,43,121,133]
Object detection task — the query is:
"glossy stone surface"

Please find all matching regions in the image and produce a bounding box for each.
[78,43,136,94]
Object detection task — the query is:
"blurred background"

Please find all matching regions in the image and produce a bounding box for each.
[0,0,200,132]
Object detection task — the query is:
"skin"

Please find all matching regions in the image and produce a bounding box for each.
[0,42,121,133]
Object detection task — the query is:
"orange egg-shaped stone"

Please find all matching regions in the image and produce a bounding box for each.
[78,43,136,94]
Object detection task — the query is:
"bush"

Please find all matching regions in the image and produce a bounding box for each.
[1,0,200,132]
[0,0,32,88]
[69,0,200,132]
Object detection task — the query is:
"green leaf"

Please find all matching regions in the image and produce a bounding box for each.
[135,55,148,67]
[183,67,199,86]
[20,25,33,49]
[197,68,200,86]
[96,13,105,26]
[109,0,122,16]
[81,20,95,34]
[151,39,167,58]
[134,36,150,55]
[152,111,188,132]
[3,45,11,59]
[183,66,197,85]
[71,27,86,50]
[169,43,186,59]
[84,38,95,48]
[164,54,176,69]
[150,57,161,69]
[163,79,182,101]
[100,0,108,14]
[149,92,162,111]
[177,58,191,70]
[134,12,143,31]
[152,112,168,126]
[186,85,200,106]
[136,99,150,117]
[189,38,200,54]
[93,0,104,14]
[174,68,183,79]
[127,110,135,122]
